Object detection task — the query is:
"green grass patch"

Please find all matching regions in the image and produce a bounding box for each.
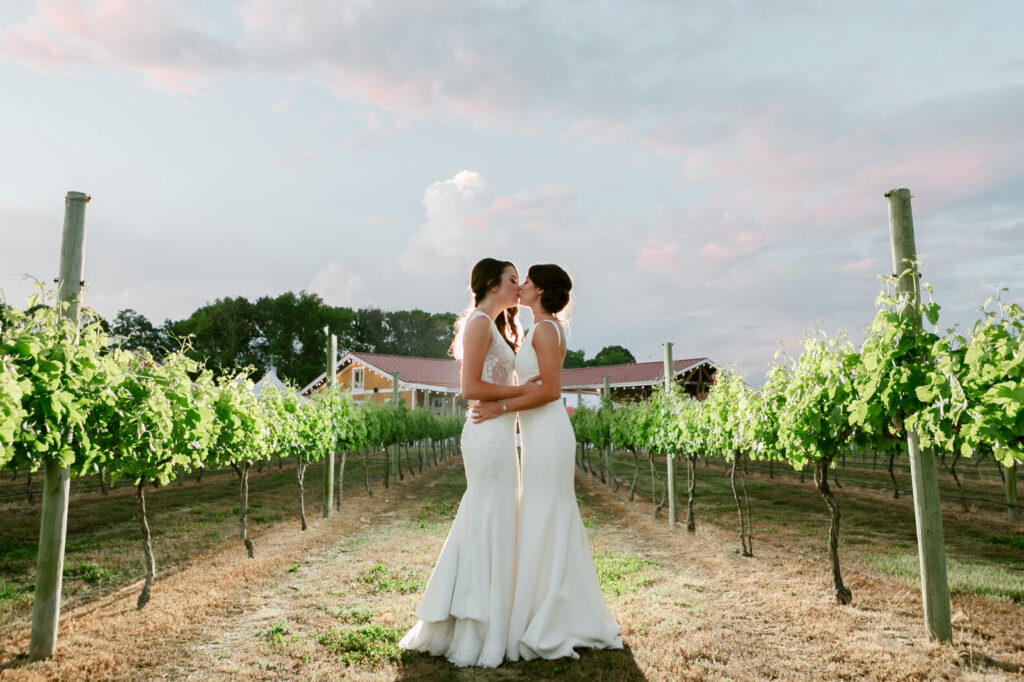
[420,499,456,520]
[983,534,1024,551]
[593,551,659,597]
[337,536,369,554]
[288,564,300,573]
[325,606,375,624]
[413,498,458,530]
[582,509,609,529]
[867,553,1024,602]
[63,562,114,585]
[317,624,405,664]
[260,618,300,646]
[357,563,424,594]
[0,540,36,565]
[0,579,30,602]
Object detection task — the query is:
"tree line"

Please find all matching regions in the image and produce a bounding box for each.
[107,291,636,385]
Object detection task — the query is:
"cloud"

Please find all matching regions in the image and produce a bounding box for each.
[0,0,239,93]
[269,149,319,173]
[338,108,411,149]
[270,98,291,112]
[308,260,370,308]
[4,2,1023,380]
[636,239,679,275]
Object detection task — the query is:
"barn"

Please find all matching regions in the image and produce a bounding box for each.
[301,351,716,412]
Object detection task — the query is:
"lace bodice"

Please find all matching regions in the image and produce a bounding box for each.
[469,310,515,387]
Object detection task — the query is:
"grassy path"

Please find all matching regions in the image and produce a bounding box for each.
[2,454,1022,680]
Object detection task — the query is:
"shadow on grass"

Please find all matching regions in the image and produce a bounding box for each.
[394,642,646,681]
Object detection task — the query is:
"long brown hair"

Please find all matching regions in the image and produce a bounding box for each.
[450,258,521,359]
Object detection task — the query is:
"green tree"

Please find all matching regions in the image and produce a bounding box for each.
[165,297,260,374]
[588,345,636,366]
[110,309,168,357]
[352,308,390,354]
[250,291,356,386]
[563,348,586,369]
[385,309,456,358]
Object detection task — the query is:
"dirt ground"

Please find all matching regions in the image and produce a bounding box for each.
[1,455,1022,681]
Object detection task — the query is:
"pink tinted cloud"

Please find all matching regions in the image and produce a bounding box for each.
[491,195,515,211]
[565,119,630,147]
[699,228,769,266]
[843,257,877,273]
[523,219,554,233]
[0,0,229,94]
[339,109,412,149]
[455,184,572,234]
[636,239,680,274]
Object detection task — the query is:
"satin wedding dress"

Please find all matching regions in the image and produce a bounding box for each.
[506,319,623,661]
[398,310,518,668]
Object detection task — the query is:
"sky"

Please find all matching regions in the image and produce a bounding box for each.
[1,1,1023,378]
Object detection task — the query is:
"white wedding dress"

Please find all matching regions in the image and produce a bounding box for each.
[506,319,623,661]
[398,310,518,668]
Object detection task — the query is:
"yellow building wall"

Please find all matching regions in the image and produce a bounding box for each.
[317,360,459,412]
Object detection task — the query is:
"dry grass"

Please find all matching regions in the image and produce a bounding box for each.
[1,452,1021,681]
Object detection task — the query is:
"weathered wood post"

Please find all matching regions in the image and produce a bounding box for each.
[603,375,614,488]
[30,191,89,660]
[664,342,677,528]
[321,334,336,518]
[1007,462,1019,520]
[391,371,400,484]
[886,187,951,642]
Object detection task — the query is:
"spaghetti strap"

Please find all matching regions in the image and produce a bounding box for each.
[535,319,562,344]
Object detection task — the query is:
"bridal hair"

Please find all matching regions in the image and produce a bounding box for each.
[450,258,522,360]
[527,263,573,318]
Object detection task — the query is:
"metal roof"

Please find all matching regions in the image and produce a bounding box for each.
[561,358,712,389]
[301,352,713,396]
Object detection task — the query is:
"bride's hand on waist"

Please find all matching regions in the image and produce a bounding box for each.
[518,375,542,395]
[470,400,508,423]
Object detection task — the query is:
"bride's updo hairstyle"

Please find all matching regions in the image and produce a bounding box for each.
[450,258,522,360]
[527,264,573,318]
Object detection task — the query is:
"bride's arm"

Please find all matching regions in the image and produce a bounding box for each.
[472,323,562,421]
[460,315,540,402]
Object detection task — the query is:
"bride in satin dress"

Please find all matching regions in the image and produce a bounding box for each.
[398,258,540,668]
[472,263,623,662]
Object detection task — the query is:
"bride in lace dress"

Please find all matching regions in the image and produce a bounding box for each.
[398,258,539,668]
[472,263,623,662]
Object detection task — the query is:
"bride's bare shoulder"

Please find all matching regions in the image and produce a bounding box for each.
[531,320,562,348]
[462,314,494,349]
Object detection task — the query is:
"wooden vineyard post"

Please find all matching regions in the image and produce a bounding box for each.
[664,342,677,528]
[30,191,89,660]
[603,375,613,489]
[1007,462,1019,521]
[391,371,400,484]
[321,334,336,518]
[575,388,583,469]
[886,188,952,642]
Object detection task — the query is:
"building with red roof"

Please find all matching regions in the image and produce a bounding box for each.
[301,351,716,412]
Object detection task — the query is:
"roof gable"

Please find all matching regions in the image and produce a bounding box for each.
[301,351,713,395]
[561,358,711,388]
